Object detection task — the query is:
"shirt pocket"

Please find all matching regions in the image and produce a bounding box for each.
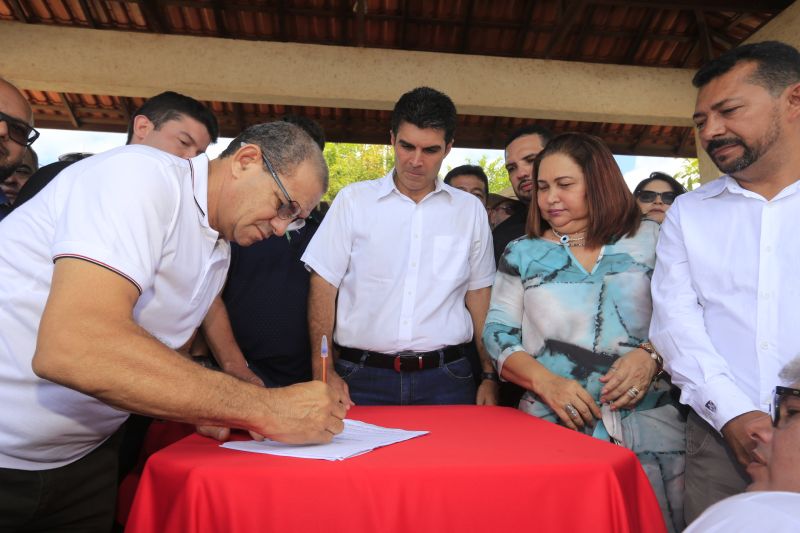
[432,235,470,281]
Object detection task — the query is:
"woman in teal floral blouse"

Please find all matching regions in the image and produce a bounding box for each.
[483,133,685,532]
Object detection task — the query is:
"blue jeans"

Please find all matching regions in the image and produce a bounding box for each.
[335,353,476,405]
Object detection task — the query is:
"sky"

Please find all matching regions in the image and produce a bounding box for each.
[32,128,690,193]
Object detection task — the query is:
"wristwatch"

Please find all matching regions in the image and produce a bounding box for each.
[481,371,500,382]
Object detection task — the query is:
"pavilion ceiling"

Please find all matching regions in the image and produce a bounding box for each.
[1,0,793,156]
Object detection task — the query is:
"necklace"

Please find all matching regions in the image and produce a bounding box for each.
[551,228,586,247]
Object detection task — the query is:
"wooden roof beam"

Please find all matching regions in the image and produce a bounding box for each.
[460,0,476,53]
[544,0,588,59]
[590,0,791,12]
[624,9,658,63]
[514,0,537,55]
[59,93,81,129]
[7,0,29,23]
[694,10,715,62]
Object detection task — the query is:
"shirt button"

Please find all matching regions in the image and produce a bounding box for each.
[760,341,769,350]
[411,262,417,267]
[764,246,773,253]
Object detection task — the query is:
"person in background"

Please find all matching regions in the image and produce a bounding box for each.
[0,77,38,222]
[487,193,523,230]
[484,132,685,532]
[650,40,800,523]
[684,357,800,532]
[0,147,37,207]
[633,172,687,224]
[443,164,488,206]
[493,124,552,263]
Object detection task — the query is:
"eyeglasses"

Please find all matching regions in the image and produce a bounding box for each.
[490,204,516,215]
[771,386,800,428]
[260,151,305,232]
[0,111,40,147]
[636,191,678,205]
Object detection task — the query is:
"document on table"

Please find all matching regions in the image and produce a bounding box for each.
[220,419,429,461]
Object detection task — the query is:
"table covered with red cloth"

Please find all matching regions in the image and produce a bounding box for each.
[125,405,666,533]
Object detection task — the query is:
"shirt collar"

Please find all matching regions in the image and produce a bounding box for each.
[696,174,800,202]
[376,169,453,201]
[188,154,213,230]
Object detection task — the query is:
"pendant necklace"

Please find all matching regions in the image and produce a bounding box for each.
[552,228,586,247]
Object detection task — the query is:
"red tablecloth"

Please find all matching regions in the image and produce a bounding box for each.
[125,405,666,533]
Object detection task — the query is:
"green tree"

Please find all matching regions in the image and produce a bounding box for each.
[323,143,394,201]
[674,158,701,191]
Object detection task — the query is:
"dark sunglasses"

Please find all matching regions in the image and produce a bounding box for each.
[0,111,40,147]
[260,151,305,231]
[636,191,678,205]
[771,385,800,428]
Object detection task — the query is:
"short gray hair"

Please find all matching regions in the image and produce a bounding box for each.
[780,356,800,386]
[219,121,328,190]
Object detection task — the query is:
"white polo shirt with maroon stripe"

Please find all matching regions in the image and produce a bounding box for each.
[0,145,230,470]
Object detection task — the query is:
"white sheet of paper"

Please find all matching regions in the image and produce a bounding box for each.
[220,419,429,461]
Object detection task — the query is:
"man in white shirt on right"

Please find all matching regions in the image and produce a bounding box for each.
[650,40,800,523]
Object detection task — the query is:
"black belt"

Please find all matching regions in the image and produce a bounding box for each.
[338,345,466,372]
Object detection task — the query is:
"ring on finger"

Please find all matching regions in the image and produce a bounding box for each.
[627,386,640,398]
[565,403,580,419]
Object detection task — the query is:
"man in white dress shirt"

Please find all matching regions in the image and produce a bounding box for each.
[0,121,346,532]
[650,40,800,522]
[303,87,498,406]
[684,358,800,532]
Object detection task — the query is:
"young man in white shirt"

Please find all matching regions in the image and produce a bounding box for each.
[0,119,347,532]
[304,87,498,406]
[650,40,800,522]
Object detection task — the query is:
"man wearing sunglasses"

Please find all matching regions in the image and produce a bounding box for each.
[0,78,38,217]
[684,359,800,532]
[0,121,346,532]
[650,40,800,523]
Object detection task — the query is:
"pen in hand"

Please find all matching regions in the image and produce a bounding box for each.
[321,335,329,384]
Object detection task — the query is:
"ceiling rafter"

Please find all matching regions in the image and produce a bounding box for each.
[694,9,715,62]
[569,3,595,59]
[75,0,97,28]
[460,0,476,53]
[7,0,29,23]
[514,0,537,55]
[59,93,81,129]
[624,8,659,63]
[589,0,790,12]
[138,0,168,33]
[355,0,366,47]
[211,1,228,38]
[544,0,588,59]
[397,0,409,48]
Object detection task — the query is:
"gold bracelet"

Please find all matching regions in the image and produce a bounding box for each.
[638,342,664,380]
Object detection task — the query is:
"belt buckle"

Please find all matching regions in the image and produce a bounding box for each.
[393,351,415,372]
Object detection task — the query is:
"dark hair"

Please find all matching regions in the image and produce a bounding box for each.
[219,121,328,190]
[281,115,326,150]
[125,91,219,144]
[504,124,553,150]
[390,87,457,145]
[692,41,800,96]
[443,164,489,194]
[633,172,687,198]
[528,132,640,247]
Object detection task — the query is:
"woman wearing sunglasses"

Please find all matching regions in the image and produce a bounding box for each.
[633,172,687,224]
[484,133,685,532]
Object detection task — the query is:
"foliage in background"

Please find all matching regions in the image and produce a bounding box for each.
[674,158,701,191]
[447,154,509,193]
[323,143,394,201]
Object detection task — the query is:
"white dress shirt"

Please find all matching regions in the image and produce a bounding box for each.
[0,146,229,469]
[650,176,800,431]
[684,491,800,533]
[302,171,496,353]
